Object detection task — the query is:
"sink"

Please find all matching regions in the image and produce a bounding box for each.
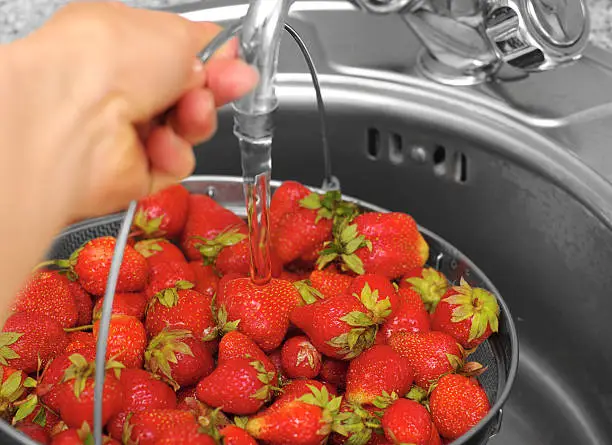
[172,1,612,443]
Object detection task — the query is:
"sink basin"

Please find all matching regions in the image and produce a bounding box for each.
[174,1,612,443]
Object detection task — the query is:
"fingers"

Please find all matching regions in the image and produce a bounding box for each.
[166,89,218,145]
[204,59,260,107]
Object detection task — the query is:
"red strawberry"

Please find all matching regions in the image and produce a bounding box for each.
[12,270,78,328]
[349,274,400,317]
[381,398,434,445]
[145,328,214,390]
[345,345,413,405]
[388,331,463,389]
[134,238,187,268]
[266,349,285,383]
[55,354,124,428]
[272,379,337,409]
[0,366,32,421]
[16,422,50,444]
[55,236,148,297]
[217,331,277,385]
[37,348,96,413]
[378,293,430,342]
[144,283,216,343]
[289,292,388,360]
[400,268,449,313]
[309,267,353,299]
[123,409,198,445]
[65,332,96,354]
[196,357,277,415]
[92,292,147,321]
[145,262,197,299]
[51,423,120,445]
[133,184,190,239]
[430,278,499,349]
[1,312,69,373]
[279,269,306,283]
[330,399,381,445]
[270,181,312,231]
[66,280,93,326]
[223,278,302,352]
[215,273,246,309]
[180,195,247,261]
[17,405,61,437]
[155,427,217,445]
[220,425,257,445]
[429,374,490,440]
[319,358,349,389]
[188,262,219,299]
[215,239,284,278]
[281,335,322,379]
[93,314,147,369]
[106,369,177,441]
[246,384,342,445]
[318,213,429,279]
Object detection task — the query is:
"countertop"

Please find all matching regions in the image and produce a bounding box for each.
[1,0,612,50]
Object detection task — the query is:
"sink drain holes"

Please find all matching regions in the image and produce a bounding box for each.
[388,133,403,164]
[454,152,468,183]
[433,145,446,176]
[366,128,381,160]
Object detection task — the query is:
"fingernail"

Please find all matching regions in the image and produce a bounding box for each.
[192,59,204,73]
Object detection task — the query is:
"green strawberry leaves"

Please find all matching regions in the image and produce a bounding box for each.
[353,283,392,322]
[153,281,194,308]
[205,305,240,342]
[372,390,398,409]
[404,268,449,313]
[328,326,377,360]
[299,384,343,435]
[317,222,372,275]
[132,209,165,238]
[250,360,279,401]
[332,400,382,445]
[233,416,249,430]
[193,226,247,266]
[294,280,324,305]
[12,394,39,424]
[133,239,165,258]
[295,344,318,369]
[299,191,360,226]
[444,278,500,342]
[0,333,22,366]
[0,370,26,403]
[63,353,125,399]
[145,328,194,391]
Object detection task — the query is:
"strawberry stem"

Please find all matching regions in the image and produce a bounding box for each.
[64,325,94,333]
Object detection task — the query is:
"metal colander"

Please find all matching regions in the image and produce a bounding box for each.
[1,175,518,445]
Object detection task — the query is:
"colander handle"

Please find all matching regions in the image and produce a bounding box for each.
[489,408,504,438]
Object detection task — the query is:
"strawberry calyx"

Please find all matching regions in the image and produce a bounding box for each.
[133,238,166,258]
[204,306,240,343]
[145,328,195,391]
[317,221,372,275]
[333,400,383,445]
[35,247,83,282]
[294,280,324,305]
[404,268,449,313]
[249,360,279,402]
[405,386,429,406]
[352,283,393,323]
[0,368,28,420]
[327,323,377,360]
[0,333,22,367]
[62,353,125,399]
[298,384,343,436]
[64,324,94,333]
[192,227,247,266]
[372,390,399,411]
[233,416,249,430]
[196,406,231,441]
[132,209,165,238]
[295,342,319,370]
[151,281,195,309]
[12,394,47,427]
[122,413,136,445]
[444,278,500,342]
[299,191,359,226]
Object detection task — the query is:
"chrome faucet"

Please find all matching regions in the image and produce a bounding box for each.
[350,0,591,85]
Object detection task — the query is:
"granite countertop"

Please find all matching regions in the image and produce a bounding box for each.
[1,0,612,50]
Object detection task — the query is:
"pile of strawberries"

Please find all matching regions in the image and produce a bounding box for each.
[0,180,501,445]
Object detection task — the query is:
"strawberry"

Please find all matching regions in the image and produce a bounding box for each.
[180,194,247,261]
[145,262,197,299]
[132,184,190,239]
[349,274,400,317]
[380,398,434,445]
[272,379,337,409]
[188,262,219,299]
[37,348,97,413]
[55,354,124,428]
[220,425,257,445]
[134,238,187,268]
[330,399,382,445]
[54,236,148,297]
[217,331,277,385]
[309,267,353,299]
[223,278,302,352]
[51,423,120,445]
[266,349,286,384]
[144,282,216,343]
[319,358,349,389]
[175,393,231,431]
[145,328,214,390]
[123,409,198,445]
[66,280,93,326]
[430,278,499,349]
[16,405,61,437]
[16,422,50,444]
[318,213,429,279]
[215,239,284,278]
[65,332,96,354]
[155,427,217,445]
[215,273,246,309]
[279,269,307,282]
[281,335,322,379]
[429,374,490,440]
[196,357,277,415]
[387,331,463,389]
[106,369,177,441]
[378,292,430,342]
[246,384,342,445]
[92,292,147,321]
[0,366,33,421]
[345,345,413,405]
[1,312,69,373]
[289,290,390,360]
[270,181,312,231]
[11,270,78,328]
[93,314,147,369]
[400,268,449,313]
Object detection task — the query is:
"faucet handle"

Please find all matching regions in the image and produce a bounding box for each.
[485,0,590,72]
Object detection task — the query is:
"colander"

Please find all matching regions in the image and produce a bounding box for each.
[1,175,518,445]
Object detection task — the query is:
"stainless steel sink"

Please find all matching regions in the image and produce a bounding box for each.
[169,1,612,443]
